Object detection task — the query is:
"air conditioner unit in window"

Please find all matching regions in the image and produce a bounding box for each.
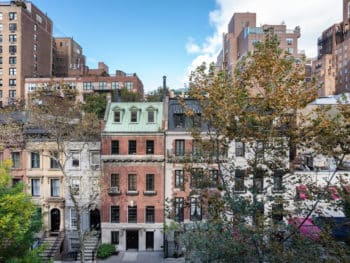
[110,186,120,193]
[91,164,100,170]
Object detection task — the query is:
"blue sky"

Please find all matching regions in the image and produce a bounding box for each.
[31,0,342,93]
[31,0,217,92]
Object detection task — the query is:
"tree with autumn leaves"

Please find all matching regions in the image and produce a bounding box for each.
[175,33,350,262]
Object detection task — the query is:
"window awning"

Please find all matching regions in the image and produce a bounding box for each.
[288,217,320,239]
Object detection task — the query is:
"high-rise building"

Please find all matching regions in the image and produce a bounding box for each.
[313,0,350,96]
[0,1,52,107]
[216,12,301,74]
[52,37,88,77]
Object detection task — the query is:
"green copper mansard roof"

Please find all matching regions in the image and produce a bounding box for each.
[104,102,163,133]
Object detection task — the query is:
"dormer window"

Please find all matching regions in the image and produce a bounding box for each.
[131,111,137,122]
[129,106,139,123]
[148,111,154,123]
[114,111,120,122]
[146,106,157,123]
[112,106,124,123]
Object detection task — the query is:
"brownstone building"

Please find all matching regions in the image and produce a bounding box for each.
[313,0,350,96]
[0,1,52,106]
[216,12,301,74]
[100,101,165,251]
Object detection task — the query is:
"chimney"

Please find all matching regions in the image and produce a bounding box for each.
[162,76,167,102]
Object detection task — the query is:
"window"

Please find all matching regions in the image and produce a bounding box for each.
[174,197,184,222]
[9,90,16,98]
[114,111,121,122]
[130,110,137,122]
[50,179,60,197]
[146,140,154,154]
[128,140,136,154]
[0,79,2,87]
[70,208,77,229]
[11,152,20,168]
[111,140,119,154]
[71,152,79,167]
[34,34,37,41]
[9,45,16,54]
[50,152,59,169]
[175,140,185,156]
[71,179,79,195]
[128,206,137,223]
[174,113,185,128]
[9,79,16,86]
[125,81,133,90]
[0,35,2,43]
[111,206,120,223]
[31,179,40,196]
[272,204,284,223]
[235,140,245,157]
[128,174,137,191]
[210,169,219,187]
[191,113,201,128]
[273,170,284,191]
[34,24,37,31]
[33,44,37,51]
[99,82,107,89]
[9,12,17,20]
[111,82,120,89]
[253,169,264,193]
[111,174,119,188]
[9,67,16,76]
[286,38,293,45]
[9,34,16,42]
[31,152,40,168]
[0,57,2,64]
[0,13,2,20]
[234,169,245,192]
[286,47,294,54]
[146,174,154,191]
[190,197,202,221]
[147,110,155,123]
[0,24,2,31]
[145,206,155,223]
[111,231,119,244]
[9,23,17,31]
[191,168,203,188]
[90,151,99,166]
[83,82,92,90]
[256,141,264,158]
[175,170,184,188]
[192,139,202,157]
[0,90,2,98]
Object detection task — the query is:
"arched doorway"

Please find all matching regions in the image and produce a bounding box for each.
[51,208,60,232]
[90,209,101,230]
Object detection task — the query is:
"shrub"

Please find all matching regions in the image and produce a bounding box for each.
[97,243,115,259]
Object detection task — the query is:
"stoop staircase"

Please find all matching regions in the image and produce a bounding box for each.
[39,231,64,261]
[76,231,101,262]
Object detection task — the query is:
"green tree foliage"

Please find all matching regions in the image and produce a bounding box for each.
[83,93,107,119]
[174,33,348,262]
[120,87,143,102]
[146,86,169,102]
[0,160,43,262]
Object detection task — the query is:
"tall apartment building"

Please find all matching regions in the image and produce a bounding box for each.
[0,1,52,107]
[313,0,350,96]
[216,12,301,74]
[52,37,88,77]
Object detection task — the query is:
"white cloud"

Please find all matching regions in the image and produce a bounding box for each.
[185,0,343,82]
[186,38,201,54]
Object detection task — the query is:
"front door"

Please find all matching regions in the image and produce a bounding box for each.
[126,230,139,250]
[90,209,101,230]
[146,232,154,250]
[51,208,60,232]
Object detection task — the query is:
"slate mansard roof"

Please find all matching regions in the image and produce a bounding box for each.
[104,102,164,133]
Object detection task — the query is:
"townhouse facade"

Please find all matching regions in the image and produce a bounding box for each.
[100,101,165,251]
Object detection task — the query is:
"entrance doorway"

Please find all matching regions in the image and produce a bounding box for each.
[146,232,154,250]
[90,209,101,230]
[51,208,60,232]
[126,230,139,250]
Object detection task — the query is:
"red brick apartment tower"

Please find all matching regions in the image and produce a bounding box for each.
[100,101,165,251]
[0,1,52,107]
